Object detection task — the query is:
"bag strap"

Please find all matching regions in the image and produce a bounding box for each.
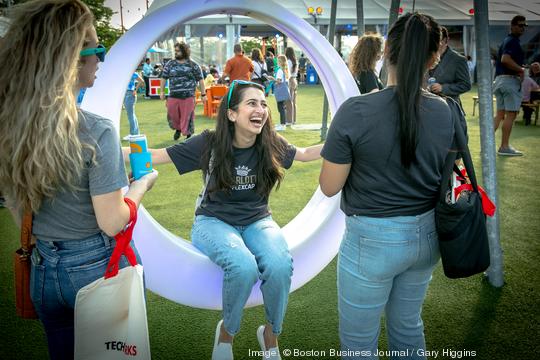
[438,98,479,203]
[104,198,138,279]
[20,208,33,253]
[254,62,263,79]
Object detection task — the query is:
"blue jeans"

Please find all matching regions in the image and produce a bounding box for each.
[338,209,440,360]
[124,90,139,135]
[30,233,141,360]
[191,215,293,335]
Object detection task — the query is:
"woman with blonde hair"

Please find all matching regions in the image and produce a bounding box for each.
[349,33,384,94]
[0,1,157,358]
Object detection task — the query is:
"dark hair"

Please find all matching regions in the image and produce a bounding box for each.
[209,67,219,76]
[145,58,150,62]
[511,15,526,25]
[202,83,287,196]
[233,43,243,54]
[441,26,448,40]
[175,42,190,60]
[386,12,441,168]
[285,47,297,73]
[251,48,263,63]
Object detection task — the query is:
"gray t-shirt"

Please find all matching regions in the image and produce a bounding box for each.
[166,131,296,226]
[321,87,455,217]
[33,110,128,241]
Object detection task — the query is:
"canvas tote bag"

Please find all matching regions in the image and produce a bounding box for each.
[74,198,150,360]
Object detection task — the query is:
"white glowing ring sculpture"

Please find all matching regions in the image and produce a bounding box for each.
[82,0,359,309]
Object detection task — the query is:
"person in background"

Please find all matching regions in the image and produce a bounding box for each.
[348,33,384,94]
[222,43,254,82]
[160,42,206,141]
[320,13,453,359]
[275,55,289,131]
[285,47,299,124]
[127,80,322,360]
[250,48,269,87]
[204,67,220,89]
[530,61,540,84]
[123,71,145,140]
[493,15,529,156]
[521,68,540,126]
[153,63,163,77]
[201,64,209,79]
[142,57,153,99]
[298,53,307,84]
[466,55,475,84]
[0,1,158,359]
[428,27,471,111]
[266,50,276,94]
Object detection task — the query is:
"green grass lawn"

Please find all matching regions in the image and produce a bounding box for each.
[0,85,539,359]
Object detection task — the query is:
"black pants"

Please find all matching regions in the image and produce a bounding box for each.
[277,101,287,125]
[522,103,533,125]
[143,76,150,97]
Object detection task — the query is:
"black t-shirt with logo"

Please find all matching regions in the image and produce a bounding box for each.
[166,131,296,226]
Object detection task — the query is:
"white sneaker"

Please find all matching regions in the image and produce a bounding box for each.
[212,320,233,360]
[256,325,281,360]
[122,135,132,141]
[274,124,285,131]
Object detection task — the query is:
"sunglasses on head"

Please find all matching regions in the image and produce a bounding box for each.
[79,44,106,62]
[226,80,264,108]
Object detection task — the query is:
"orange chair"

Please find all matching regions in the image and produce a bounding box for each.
[195,89,203,105]
[207,85,228,117]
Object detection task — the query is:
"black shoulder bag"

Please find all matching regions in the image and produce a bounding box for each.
[435,100,491,279]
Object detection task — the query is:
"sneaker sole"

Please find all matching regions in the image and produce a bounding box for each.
[497,152,523,156]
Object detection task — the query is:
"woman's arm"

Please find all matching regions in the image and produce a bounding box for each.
[91,170,158,237]
[319,159,351,197]
[122,147,172,165]
[294,144,323,162]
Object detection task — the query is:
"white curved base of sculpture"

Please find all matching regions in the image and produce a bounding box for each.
[81,0,358,309]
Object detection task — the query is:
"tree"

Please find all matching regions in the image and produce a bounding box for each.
[82,0,122,50]
[240,38,263,58]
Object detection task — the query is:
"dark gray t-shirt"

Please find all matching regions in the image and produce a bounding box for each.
[33,110,128,241]
[166,131,296,226]
[321,87,455,217]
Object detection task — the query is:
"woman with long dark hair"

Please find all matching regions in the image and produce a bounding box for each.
[285,47,298,124]
[0,1,158,358]
[320,13,454,359]
[138,80,322,360]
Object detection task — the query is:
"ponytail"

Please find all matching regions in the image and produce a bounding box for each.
[387,13,441,168]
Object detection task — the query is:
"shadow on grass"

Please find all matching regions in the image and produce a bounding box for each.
[461,276,503,350]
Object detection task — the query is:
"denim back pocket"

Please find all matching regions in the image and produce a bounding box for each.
[30,248,45,308]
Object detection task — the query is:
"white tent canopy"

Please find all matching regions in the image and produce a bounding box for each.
[147,0,540,25]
